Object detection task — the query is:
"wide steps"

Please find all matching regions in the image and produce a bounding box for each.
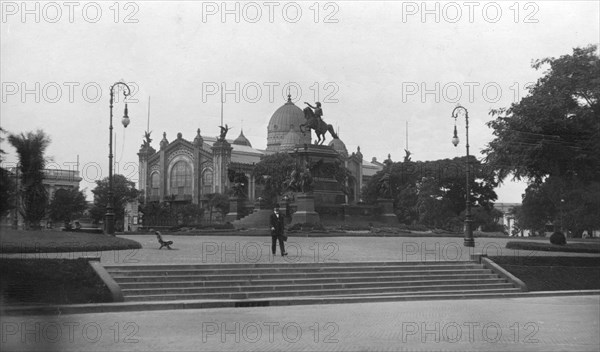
[120,278,507,294]
[124,286,520,302]
[116,274,501,287]
[104,261,522,304]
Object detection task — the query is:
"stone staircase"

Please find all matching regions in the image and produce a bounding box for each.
[104,261,523,304]
[231,209,271,228]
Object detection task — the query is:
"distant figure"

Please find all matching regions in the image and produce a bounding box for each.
[269,204,287,256]
[155,231,173,250]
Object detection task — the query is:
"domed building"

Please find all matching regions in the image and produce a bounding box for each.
[137,95,384,222]
[329,138,348,158]
[279,130,303,152]
[233,129,252,147]
[266,94,311,154]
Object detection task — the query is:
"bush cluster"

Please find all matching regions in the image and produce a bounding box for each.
[550,231,567,245]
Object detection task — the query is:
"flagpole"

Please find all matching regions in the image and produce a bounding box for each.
[220,85,224,127]
[147,96,151,133]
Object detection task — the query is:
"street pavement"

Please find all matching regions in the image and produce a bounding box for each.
[1,295,598,351]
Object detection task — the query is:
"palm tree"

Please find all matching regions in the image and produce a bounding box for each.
[8,130,51,229]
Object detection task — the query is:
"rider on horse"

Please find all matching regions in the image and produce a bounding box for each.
[301,101,338,144]
[304,102,324,127]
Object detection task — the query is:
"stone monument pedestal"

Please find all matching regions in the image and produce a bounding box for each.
[291,193,321,225]
[377,198,397,223]
[225,197,242,222]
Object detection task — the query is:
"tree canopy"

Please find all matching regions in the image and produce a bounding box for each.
[47,188,87,224]
[362,157,499,231]
[484,44,600,236]
[252,153,297,206]
[90,174,139,227]
[484,44,599,183]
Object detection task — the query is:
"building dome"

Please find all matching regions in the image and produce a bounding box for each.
[233,129,252,147]
[280,130,302,151]
[266,95,310,154]
[329,138,348,158]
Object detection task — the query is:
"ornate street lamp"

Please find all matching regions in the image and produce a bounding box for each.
[451,105,474,247]
[105,82,131,235]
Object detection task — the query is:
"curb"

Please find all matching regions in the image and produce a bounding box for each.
[4,290,599,316]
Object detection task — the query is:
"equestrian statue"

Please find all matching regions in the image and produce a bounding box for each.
[300,101,338,145]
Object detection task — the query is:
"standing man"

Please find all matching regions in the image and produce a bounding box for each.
[270,204,287,256]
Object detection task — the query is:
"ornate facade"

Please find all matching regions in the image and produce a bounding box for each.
[138,96,382,206]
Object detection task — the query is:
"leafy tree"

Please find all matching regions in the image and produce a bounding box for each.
[484,44,600,235]
[471,206,504,232]
[141,201,204,226]
[204,193,229,223]
[362,157,498,230]
[90,174,139,227]
[415,176,458,228]
[47,188,87,225]
[8,130,51,229]
[176,203,204,225]
[509,206,525,236]
[0,167,14,218]
[252,153,297,206]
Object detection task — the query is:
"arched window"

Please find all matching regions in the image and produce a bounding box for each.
[150,173,160,198]
[202,169,213,194]
[170,161,192,197]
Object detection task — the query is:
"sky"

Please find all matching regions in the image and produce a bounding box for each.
[1,0,599,202]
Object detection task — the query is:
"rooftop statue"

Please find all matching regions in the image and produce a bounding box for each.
[141,131,152,149]
[404,149,412,162]
[218,124,230,141]
[300,101,338,145]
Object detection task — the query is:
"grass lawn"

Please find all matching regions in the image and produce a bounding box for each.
[0,258,113,305]
[491,256,600,291]
[506,240,600,253]
[0,228,142,253]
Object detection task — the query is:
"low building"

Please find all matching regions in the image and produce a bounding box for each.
[4,167,82,229]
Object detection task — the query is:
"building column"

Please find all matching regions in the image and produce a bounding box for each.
[211,140,233,194]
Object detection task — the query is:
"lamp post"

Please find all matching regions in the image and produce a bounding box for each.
[105,82,131,235]
[283,194,290,220]
[13,164,19,229]
[451,105,474,247]
[560,198,565,235]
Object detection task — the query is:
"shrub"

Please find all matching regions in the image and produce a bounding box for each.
[288,223,326,232]
[550,231,567,245]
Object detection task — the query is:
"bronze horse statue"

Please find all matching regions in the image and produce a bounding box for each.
[300,107,338,145]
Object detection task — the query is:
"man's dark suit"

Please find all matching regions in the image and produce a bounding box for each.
[270,211,286,255]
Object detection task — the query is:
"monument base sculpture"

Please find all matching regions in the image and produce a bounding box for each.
[291,193,321,225]
[377,198,398,223]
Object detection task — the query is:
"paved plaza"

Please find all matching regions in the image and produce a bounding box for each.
[2,234,599,265]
